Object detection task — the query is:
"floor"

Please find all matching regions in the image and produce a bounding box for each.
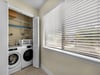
[12,66,47,75]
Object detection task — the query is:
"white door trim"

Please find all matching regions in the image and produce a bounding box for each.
[33,17,40,68]
[0,1,8,75]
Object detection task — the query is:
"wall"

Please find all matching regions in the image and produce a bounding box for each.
[39,0,100,75]
[39,0,63,16]
[8,0,38,16]
[0,0,8,75]
[41,48,100,75]
[9,10,32,46]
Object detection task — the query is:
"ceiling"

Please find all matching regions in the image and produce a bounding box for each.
[21,0,47,9]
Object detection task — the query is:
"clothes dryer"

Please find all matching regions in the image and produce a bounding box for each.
[21,45,33,69]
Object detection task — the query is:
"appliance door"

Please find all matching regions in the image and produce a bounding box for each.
[33,17,40,68]
[9,53,20,69]
[23,49,33,61]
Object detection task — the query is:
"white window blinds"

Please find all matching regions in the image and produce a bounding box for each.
[63,0,100,58]
[43,0,100,59]
[43,4,63,49]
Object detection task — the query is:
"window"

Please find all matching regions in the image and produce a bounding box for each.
[43,4,63,49]
[43,0,100,59]
[63,0,100,59]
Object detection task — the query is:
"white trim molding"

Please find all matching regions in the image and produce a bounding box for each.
[33,17,40,68]
[41,65,54,75]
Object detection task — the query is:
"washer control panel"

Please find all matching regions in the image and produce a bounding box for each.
[9,48,18,51]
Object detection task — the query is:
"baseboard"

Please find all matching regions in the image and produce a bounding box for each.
[41,64,53,75]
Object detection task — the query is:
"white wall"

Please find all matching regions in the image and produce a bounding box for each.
[0,0,8,75]
[39,0,63,16]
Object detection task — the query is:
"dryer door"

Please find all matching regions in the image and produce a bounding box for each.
[23,49,33,61]
[9,53,20,68]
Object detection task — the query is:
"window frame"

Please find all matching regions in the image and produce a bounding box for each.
[42,2,100,63]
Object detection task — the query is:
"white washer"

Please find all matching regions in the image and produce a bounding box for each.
[9,46,21,74]
[21,45,33,69]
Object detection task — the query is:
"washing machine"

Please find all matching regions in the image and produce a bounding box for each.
[9,46,21,74]
[21,44,33,69]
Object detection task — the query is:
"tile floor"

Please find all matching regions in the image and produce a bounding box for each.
[11,66,47,75]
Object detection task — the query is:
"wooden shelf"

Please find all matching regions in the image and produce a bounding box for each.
[9,24,32,29]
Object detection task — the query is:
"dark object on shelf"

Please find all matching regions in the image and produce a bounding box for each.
[9,33,13,36]
[21,33,25,36]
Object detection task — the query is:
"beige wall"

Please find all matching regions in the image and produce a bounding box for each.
[8,0,38,16]
[39,0,63,16]
[41,48,100,75]
[39,0,100,75]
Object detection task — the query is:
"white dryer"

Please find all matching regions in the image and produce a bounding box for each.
[9,46,21,74]
[21,45,33,69]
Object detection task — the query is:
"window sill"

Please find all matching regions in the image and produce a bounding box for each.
[43,46,100,64]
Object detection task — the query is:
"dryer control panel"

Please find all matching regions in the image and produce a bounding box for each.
[27,45,32,48]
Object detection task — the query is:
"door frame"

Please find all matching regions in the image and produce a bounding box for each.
[8,4,40,68]
[0,1,8,75]
[33,17,40,68]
